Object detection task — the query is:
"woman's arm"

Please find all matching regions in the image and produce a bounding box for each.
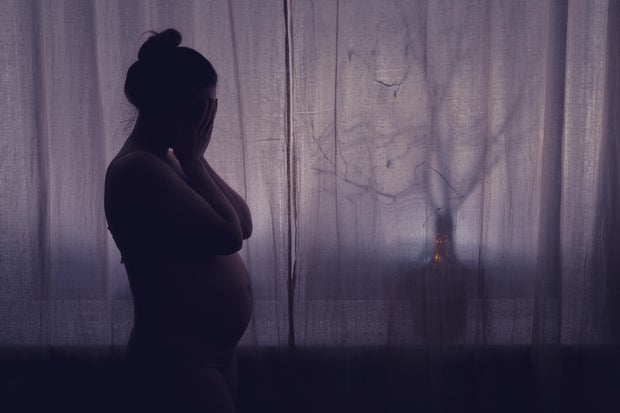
[201,158,253,239]
[167,97,244,251]
[108,152,243,256]
[179,158,243,241]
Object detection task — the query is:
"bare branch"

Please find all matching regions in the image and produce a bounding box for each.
[415,161,464,199]
[313,167,398,201]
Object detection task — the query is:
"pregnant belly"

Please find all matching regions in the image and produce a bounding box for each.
[188,253,254,347]
[129,252,253,350]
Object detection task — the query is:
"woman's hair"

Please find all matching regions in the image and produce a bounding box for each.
[124,29,217,114]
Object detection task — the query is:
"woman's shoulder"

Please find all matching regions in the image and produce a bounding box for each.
[106,149,172,183]
[104,149,177,220]
[109,149,164,169]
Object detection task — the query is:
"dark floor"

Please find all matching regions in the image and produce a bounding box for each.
[1,346,619,412]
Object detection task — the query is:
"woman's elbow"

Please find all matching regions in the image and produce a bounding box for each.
[242,223,252,240]
[213,230,244,255]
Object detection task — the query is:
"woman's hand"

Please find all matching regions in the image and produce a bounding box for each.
[173,98,218,163]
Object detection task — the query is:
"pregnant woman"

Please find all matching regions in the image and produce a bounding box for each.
[104,29,253,412]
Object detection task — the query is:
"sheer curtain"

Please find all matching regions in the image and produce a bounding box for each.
[0,0,618,350]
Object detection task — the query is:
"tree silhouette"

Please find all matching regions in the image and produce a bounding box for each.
[307,2,527,340]
[311,2,526,264]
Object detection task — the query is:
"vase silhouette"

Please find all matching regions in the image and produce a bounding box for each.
[411,212,468,342]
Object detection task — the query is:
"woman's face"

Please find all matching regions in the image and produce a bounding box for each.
[167,85,217,146]
[192,85,217,107]
[185,85,217,120]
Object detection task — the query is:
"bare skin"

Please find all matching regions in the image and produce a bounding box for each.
[104,86,252,411]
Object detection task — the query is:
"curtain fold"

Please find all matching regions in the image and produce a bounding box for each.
[0,0,618,347]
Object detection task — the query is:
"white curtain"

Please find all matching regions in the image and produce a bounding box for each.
[0,0,618,347]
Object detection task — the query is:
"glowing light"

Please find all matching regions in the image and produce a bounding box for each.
[432,233,450,263]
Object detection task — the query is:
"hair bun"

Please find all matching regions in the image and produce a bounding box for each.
[138,29,182,61]
[124,28,217,113]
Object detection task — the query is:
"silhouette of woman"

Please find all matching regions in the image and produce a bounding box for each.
[104,29,253,412]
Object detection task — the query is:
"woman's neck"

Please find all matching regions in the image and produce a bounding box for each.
[125,115,171,158]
